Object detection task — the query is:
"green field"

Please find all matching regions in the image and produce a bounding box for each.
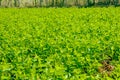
[0,8,120,79]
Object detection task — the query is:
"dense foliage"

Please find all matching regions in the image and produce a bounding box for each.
[0,0,120,8]
[0,7,120,79]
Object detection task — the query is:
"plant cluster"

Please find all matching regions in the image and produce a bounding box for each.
[0,8,120,79]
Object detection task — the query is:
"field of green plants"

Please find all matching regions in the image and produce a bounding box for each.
[0,7,120,79]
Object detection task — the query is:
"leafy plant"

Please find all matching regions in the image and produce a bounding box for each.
[0,7,120,79]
